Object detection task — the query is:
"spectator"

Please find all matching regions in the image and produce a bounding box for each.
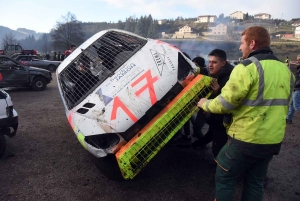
[53,52,57,61]
[286,54,300,124]
[64,44,77,58]
[45,53,50,60]
[285,56,289,66]
[192,56,209,76]
[191,50,233,156]
[57,51,61,61]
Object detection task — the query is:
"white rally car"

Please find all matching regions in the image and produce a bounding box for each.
[56,29,212,179]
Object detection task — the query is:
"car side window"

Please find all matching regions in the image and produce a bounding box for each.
[0,58,14,69]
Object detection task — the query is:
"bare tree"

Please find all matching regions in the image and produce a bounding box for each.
[1,32,18,49]
[51,12,85,51]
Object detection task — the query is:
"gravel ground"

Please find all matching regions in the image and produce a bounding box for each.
[0,74,299,201]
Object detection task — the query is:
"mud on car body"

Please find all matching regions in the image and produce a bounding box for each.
[56,29,212,179]
[0,89,18,158]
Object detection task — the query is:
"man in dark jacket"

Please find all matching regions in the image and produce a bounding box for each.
[286,54,300,123]
[192,49,233,157]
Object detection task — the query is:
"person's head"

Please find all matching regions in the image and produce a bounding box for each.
[192,56,206,68]
[297,54,300,64]
[239,26,270,59]
[208,49,227,76]
[70,44,76,51]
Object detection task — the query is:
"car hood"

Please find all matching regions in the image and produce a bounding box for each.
[28,66,50,73]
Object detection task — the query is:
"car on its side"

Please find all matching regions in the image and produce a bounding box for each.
[56,29,213,180]
[0,89,18,158]
[14,55,61,73]
[0,55,52,91]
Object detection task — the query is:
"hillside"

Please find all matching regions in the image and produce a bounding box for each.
[0,26,43,41]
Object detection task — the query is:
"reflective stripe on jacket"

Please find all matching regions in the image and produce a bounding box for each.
[201,53,295,145]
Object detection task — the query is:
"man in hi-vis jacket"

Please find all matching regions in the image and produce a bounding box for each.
[198,26,295,201]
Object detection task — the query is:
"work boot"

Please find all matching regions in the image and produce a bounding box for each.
[286,119,292,124]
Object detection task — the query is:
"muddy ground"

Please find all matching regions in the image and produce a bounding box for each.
[0,74,299,201]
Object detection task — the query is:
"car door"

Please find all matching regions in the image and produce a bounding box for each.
[28,56,43,68]
[0,57,29,87]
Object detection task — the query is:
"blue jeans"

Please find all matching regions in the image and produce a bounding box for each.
[286,90,300,120]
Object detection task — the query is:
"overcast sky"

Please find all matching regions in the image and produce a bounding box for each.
[1,0,298,33]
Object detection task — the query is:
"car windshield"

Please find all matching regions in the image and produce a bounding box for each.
[0,57,23,68]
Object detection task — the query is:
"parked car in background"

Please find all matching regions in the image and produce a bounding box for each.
[14,55,61,73]
[0,89,18,158]
[0,55,52,91]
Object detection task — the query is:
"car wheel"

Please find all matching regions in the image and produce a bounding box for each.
[48,65,56,73]
[90,154,123,180]
[32,77,47,91]
[0,135,6,159]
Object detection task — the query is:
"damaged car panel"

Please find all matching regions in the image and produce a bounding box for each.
[56,29,213,179]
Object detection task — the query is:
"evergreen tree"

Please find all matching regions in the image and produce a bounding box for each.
[134,16,145,36]
[124,17,137,33]
[245,12,249,20]
[147,19,157,39]
[117,20,125,30]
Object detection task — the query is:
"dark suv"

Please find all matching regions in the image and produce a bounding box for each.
[0,55,52,91]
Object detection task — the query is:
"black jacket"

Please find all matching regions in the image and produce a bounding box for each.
[206,62,234,127]
[294,65,300,91]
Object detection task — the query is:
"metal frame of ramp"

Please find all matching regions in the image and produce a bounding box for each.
[116,74,213,179]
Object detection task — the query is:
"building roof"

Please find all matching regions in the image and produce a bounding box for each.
[254,13,271,16]
[178,25,200,32]
[230,11,244,15]
[198,15,217,18]
[209,23,227,28]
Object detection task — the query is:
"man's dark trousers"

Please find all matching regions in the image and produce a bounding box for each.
[215,139,273,201]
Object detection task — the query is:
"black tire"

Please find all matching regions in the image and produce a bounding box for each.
[90,154,124,180]
[0,135,6,159]
[32,77,47,91]
[48,65,56,73]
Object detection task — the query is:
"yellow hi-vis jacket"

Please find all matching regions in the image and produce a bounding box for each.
[201,54,295,145]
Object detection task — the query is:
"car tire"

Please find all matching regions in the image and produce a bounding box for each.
[0,135,6,159]
[90,154,124,180]
[32,77,47,91]
[48,65,56,73]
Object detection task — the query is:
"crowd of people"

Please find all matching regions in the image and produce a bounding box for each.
[44,44,77,61]
[174,26,299,201]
